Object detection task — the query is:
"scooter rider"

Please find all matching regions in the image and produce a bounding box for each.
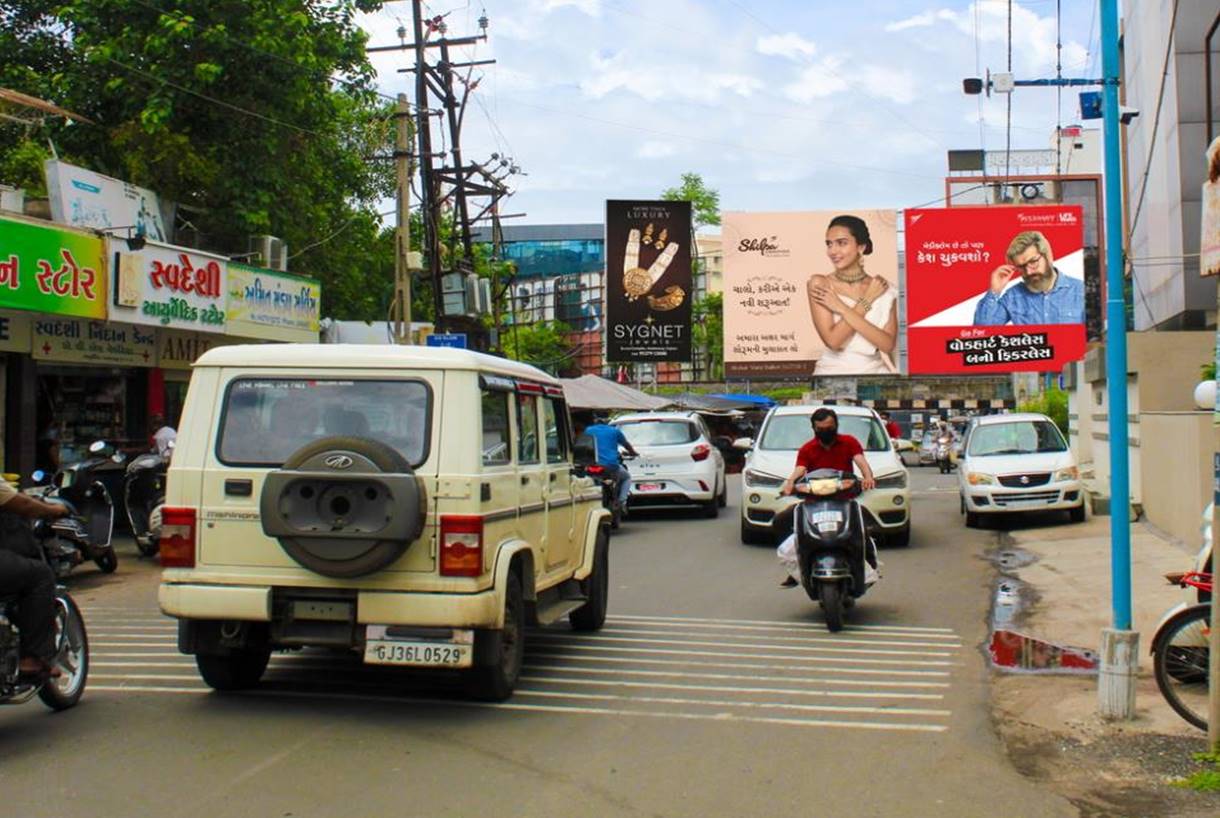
[582,414,640,511]
[0,477,70,677]
[777,408,877,587]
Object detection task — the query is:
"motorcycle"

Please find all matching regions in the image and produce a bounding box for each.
[28,440,121,576]
[774,469,879,632]
[124,441,171,557]
[573,435,631,530]
[934,435,954,473]
[0,516,90,711]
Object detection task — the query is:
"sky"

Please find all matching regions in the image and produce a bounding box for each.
[357,1,1102,227]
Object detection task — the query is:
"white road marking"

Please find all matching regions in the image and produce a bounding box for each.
[528,632,957,658]
[608,613,958,636]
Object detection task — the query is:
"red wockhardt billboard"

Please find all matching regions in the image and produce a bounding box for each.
[906,205,1087,374]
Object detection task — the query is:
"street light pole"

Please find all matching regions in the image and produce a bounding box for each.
[1096,0,1138,721]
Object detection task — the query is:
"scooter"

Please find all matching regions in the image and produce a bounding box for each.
[28,440,121,576]
[124,441,171,557]
[573,437,632,530]
[774,469,879,632]
[934,435,954,473]
[0,513,90,710]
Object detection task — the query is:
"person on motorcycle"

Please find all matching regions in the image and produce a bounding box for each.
[777,407,877,588]
[582,414,640,511]
[150,413,177,458]
[0,478,71,678]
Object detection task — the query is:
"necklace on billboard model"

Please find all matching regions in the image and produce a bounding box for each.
[833,268,868,284]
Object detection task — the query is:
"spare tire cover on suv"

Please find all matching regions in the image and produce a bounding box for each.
[260,436,426,578]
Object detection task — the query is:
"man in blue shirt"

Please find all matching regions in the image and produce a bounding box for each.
[581,415,639,507]
[973,231,1085,326]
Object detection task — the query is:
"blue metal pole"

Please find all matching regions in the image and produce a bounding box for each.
[1100,0,1131,631]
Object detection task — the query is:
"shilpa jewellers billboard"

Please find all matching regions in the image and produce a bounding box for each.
[604,200,692,362]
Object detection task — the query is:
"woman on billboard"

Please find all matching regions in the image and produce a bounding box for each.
[807,215,898,374]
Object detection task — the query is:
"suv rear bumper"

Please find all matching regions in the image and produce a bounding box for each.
[159,582,503,628]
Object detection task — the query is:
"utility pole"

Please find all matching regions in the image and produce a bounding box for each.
[392,92,413,344]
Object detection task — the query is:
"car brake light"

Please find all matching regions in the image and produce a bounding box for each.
[691,443,711,462]
[159,507,196,568]
[440,515,483,577]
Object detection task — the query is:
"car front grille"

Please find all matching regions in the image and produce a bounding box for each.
[992,490,1061,507]
[997,472,1051,488]
[747,509,775,524]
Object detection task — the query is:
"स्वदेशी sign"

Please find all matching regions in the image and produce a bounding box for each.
[604,200,692,362]
[722,210,901,378]
[0,215,107,319]
[905,205,1087,374]
[32,317,157,367]
[110,240,228,333]
[226,263,321,342]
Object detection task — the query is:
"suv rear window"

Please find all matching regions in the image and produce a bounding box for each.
[218,379,431,466]
[615,420,698,446]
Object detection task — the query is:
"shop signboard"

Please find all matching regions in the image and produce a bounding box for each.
[605,200,692,362]
[722,210,900,378]
[32,317,156,367]
[0,309,31,353]
[0,215,108,319]
[158,328,239,370]
[226,263,321,342]
[111,241,228,333]
[44,159,170,242]
[905,205,1087,374]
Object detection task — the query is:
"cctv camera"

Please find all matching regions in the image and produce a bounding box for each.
[1119,105,1139,125]
[963,77,984,95]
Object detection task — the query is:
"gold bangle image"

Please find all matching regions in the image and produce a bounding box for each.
[647,285,686,311]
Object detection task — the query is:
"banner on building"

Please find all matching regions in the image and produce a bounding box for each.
[0,310,31,353]
[605,200,692,362]
[32,317,157,367]
[722,210,900,378]
[110,241,228,333]
[0,215,107,319]
[1202,135,1220,277]
[905,205,1087,374]
[44,159,170,242]
[227,263,321,342]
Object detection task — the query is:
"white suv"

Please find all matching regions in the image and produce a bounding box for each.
[958,412,1084,527]
[611,411,728,517]
[158,344,609,701]
[738,405,911,546]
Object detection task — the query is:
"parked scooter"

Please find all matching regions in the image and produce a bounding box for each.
[774,469,880,632]
[0,514,90,710]
[124,441,171,557]
[28,440,121,576]
[934,435,954,473]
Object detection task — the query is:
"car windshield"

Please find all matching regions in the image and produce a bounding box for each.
[967,420,1067,456]
[218,378,430,466]
[759,414,889,452]
[615,420,697,446]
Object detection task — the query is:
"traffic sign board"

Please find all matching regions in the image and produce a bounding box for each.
[426,333,467,349]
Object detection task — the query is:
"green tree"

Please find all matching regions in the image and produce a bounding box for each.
[1017,387,1069,436]
[502,321,575,375]
[661,171,720,229]
[0,0,393,319]
[692,291,723,381]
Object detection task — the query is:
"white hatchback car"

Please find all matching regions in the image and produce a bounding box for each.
[738,405,911,546]
[957,412,1085,527]
[611,412,728,518]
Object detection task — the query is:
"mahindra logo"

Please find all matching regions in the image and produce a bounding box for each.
[324,454,354,470]
[738,236,780,255]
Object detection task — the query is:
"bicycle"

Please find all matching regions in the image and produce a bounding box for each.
[1152,571,1212,731]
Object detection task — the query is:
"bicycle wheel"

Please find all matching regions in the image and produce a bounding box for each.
[1152,604,1211,731]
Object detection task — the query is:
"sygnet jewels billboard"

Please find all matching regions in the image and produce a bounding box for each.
[722,210,900,378]
[906,205,1087,374]
[605,200,692,362]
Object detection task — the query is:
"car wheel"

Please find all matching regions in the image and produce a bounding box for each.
[717,477,728,508]
[196,648,271,691]
[965,511,980,529]
[740,516,770,545]
[887,524,911,548]
[465,567,525,701]
[570,528,609,632]
[1069,503,1086,523]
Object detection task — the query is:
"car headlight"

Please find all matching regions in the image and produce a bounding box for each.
[743,469,785,489]
[873,471,908,489]
[1055,466,1080,482]
[967,472,995,486]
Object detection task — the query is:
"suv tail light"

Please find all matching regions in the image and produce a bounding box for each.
[159,507,196,568]
[691,443,711,462]
[440,515,483,577]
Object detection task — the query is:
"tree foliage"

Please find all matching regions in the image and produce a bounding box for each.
[692,291,723,380]
[501,320,575,375]
[661,171,720,229]
[1017,387,1069,436]
[0,0,394,319]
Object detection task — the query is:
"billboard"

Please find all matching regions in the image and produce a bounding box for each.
[44,159,170,242]
[722,210,899,378]
[0,214,107,319]
[605,200,692,362]
[906,205,1086,374]
[110,240,228,333]
[227,263,321,342]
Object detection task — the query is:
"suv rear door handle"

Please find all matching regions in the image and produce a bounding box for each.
[520,475,530,485]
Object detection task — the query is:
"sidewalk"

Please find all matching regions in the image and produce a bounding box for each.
[986,512,1219,816]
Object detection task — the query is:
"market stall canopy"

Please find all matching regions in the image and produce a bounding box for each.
[709,392,778,409]
[665,392,758,413]
[561,375,673,411]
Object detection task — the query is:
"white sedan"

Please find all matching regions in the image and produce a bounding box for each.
[612,412,728,518]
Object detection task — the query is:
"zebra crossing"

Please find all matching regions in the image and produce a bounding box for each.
[80,608,966,733]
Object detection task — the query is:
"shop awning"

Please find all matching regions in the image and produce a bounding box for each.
[560,375,673,411]
[664,392,756,413]
[708,392,777,409]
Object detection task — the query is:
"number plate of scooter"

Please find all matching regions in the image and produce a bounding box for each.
[809,510,843,533]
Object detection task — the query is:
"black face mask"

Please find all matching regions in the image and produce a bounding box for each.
[815,426,838,445]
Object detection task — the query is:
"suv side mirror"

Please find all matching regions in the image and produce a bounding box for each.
[732,437,754,451]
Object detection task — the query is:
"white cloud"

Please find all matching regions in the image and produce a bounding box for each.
[918,2,1090,75]
[856,65,920,105]
[782,56,849,103]
[756,33,817,61]
[885,9,957,33]
[636,141,678,159]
